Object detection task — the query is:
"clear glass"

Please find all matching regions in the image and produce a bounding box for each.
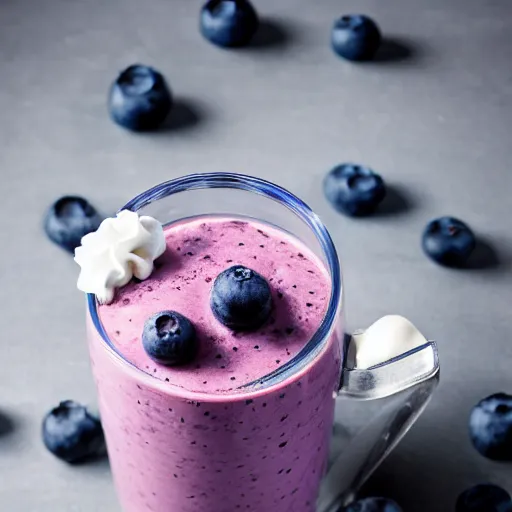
[85,173,439,512]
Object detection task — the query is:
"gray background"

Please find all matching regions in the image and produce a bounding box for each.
[0,0,511,510]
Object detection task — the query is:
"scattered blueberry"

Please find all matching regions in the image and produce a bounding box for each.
[200,0,259,48]
[108,64,172,131]
[323,163,386,216]
[142,311,198,366]
[469,393,512,461]
[44,196,102,253]
[456,484,512,512]
[344,497,403,512]
[42,400,104,463]
[422,216,476,267]
[331,15,382,61]
[210,265,272,330]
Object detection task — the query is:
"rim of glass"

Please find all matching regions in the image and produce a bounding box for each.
[87,172,342,398]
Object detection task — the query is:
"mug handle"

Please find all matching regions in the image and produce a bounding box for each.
[317,317,440,512]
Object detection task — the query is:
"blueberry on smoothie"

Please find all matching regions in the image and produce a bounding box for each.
[210,265,272,330]
[469,393,512,461]
[44,196,103,253]
[456,483,512,512]
[422,216,476,267]
[108,64,172,131]
[344,497,403,512]
[200,0,259,48]
[42,400,104,463]
[331,15,382,62]
[142,311,198,366]
[323,163,386,216]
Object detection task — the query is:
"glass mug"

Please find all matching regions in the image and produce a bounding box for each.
[86,173,439,512]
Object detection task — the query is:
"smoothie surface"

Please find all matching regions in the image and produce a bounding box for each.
[98,217,330,392]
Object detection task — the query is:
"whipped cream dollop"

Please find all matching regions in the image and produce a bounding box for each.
[75,210,166,304]
[352,315,428,369]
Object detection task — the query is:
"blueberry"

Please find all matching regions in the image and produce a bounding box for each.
[422,216,476,267]
[210,265,272,330]
[344,497,402,512]
[323,163,386,216]
[200,0,259,48]
[142,311,198,366]
[469,393,512,461]
[456,484,512,512]
[42,400,104,463]
[108,64,172,131]
[331,15,381,61]
[44,196,103,253]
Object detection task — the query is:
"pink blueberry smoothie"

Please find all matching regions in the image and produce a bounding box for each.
[87,216,341,512]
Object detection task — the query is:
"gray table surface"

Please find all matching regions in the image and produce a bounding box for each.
[1,0,511,510]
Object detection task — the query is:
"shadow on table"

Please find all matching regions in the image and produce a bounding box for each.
[158,98,208,133]
[85,453,111,469]
[465,237,507,271]
[372,36,423,64]
[374,184,415,217]
[245,18,296,52]
[359,447,487,510]
[0,410,15,437]
[70,452,112,478]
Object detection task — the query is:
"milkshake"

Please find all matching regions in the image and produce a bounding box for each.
[79,174,441,512]
[87,215,341,512]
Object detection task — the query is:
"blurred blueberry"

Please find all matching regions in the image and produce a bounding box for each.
[200,0,259,48]
[44,196,102,253]
[323,163,386,216]
[469,393,512,461]
[456,483,512,512]
[332,15,381,61]
[42,400,104,463]
[422,216,476,267]
[108,64,172,131]
[343,497,402,512]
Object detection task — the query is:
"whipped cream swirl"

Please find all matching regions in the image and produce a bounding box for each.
[75,210,166,304]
